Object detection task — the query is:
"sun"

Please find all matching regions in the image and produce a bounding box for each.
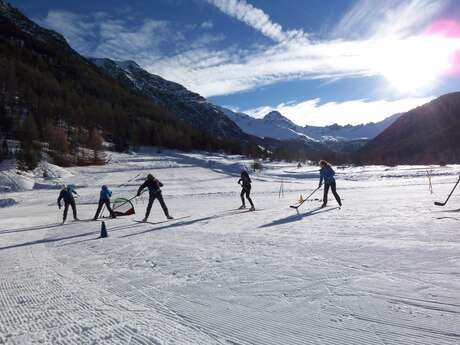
[373,35,460,93]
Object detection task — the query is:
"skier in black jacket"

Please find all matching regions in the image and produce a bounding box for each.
[57,185,79,223]
[238,169,255,211]
[137,174,173,222]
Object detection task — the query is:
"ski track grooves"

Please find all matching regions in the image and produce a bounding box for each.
[0,226,224,344]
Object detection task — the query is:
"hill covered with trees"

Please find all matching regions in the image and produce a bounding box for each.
[0,1,250,169]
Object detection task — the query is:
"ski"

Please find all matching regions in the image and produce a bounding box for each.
[133,215,190,224]
[434,176,460,206]
[133,219,170,225]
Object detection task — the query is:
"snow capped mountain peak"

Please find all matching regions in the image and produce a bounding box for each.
[263,111,284,120]
[0,1,68,47]
[263,111,297,127]
[264,111,289,122]
[0,1,12,11]
[116,60,142,71]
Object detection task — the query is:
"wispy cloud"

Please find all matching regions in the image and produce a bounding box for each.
[333,0,446,38]
[206,0,306,42]
[40,10,174,62]
[244,97,435,126]
[200,20,214,29]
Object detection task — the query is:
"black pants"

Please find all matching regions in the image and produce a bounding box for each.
[145,192,169,219]
[240,186,254,207]
[63,200,77,221]
[323,181,341,206]
[94,199,114,219]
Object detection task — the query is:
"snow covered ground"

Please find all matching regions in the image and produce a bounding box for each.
[1,149,460,344]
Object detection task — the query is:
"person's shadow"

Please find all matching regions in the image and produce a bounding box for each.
[259,206,339,228]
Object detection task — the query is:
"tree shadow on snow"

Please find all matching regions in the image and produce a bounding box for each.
[259,206,340,228]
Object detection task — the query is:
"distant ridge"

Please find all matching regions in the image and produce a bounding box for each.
[358,92,460,164]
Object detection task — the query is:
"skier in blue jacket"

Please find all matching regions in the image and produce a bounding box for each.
[93,185,116,220]
[319,160,342,208]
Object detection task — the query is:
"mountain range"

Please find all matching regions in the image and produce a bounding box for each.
[1,0,458,166]
[359,92,460,165]
[92,57,400,148]
[223,108,401,142]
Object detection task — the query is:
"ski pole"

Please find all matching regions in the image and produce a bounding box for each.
[434,175,460,206]
[305,186,321,200]
[99,204,106,219]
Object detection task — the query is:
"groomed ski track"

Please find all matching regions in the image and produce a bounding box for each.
[1,150,460,344]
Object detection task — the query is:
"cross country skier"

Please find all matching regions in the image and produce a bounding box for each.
[238,169,255,211]
[137,174,173,222]
[57,185,79,223]
[318,160,342,208]
[92,185,116,220]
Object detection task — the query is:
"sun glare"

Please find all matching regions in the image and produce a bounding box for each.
[373,34,460,93]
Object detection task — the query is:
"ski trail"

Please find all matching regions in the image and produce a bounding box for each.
[0,220,226,344]
[2,150,460,344]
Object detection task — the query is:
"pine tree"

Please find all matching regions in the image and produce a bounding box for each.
[87,128,104,164]
[0,139,8,162]
[17,115,41,170]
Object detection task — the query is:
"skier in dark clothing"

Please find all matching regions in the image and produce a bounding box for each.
[137,174,173,222]
[57,185,79,223]
[319,160,342,208]
[93,185,116,220]
[238,169,255,211]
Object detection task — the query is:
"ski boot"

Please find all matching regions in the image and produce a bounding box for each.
[238,205,246,210]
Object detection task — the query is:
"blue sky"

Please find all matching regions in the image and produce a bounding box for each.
[9,0,460,126]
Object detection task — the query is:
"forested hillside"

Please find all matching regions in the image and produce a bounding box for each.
[0,2,245,168]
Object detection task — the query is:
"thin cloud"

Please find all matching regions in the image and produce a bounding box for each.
[206,0,307,42]
[334,0,447,38]
[201,20,214,29]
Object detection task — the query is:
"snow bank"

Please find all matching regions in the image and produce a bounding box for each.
[0,198,17,207]
[34,162,73,179]
[33,182,63,190]
[0,170,35,192]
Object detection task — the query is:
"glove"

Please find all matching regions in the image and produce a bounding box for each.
[318,183,322,188]
[58,205,61,210]
[137,192,141,197]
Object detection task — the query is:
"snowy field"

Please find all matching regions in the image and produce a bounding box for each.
[1,149,460,345]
